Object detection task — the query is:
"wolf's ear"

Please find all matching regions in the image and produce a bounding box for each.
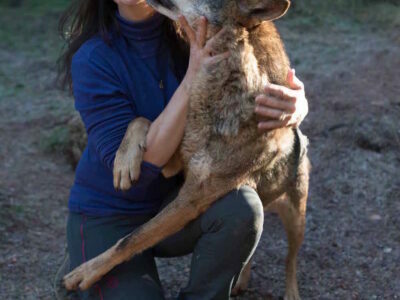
[239,0,290,22]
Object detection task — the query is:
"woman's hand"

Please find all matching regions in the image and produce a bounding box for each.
[178,16,230,90]
[142,17,228,168]
[255,69,309,132]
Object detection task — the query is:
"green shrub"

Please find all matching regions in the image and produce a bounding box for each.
[40,126,70,154]
[291,0,400,27]
[0,0,69,13]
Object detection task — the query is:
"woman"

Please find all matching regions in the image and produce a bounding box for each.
[58,0,309,299]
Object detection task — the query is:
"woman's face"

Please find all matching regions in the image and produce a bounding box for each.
[113,0,150,7]
[113,0,155,21]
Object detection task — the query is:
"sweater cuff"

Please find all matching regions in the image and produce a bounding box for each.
[139,160,163,183]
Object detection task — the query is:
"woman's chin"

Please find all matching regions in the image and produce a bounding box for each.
[114,0,150,7]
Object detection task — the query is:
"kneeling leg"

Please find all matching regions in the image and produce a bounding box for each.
[64,174,240,291]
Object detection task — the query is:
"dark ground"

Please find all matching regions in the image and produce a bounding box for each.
[0,2,399,299]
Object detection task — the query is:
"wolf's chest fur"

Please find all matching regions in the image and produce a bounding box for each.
[181,22,293,177]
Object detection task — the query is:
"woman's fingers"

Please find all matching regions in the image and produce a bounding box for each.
[255,105,288,120]
[179,15,226,57]
[256,71,307,131]
[196,17,208,47]
[178,15,196,45]
[287,69,304,90]
[258,119,290,131]
[179,15,208,48]
[264,83,298,102]
[256,94,295,113]
[205,51,230,66]
[204,27,227,54]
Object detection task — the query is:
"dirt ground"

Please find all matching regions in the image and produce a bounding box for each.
[0,4,399,300]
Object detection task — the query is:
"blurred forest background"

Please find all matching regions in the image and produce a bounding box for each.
[0,0,399,299]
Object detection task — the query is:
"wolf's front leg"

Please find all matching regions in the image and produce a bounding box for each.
[113,117,151,191]
[64,172,238,291]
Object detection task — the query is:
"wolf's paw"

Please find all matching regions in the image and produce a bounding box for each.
[63,260,104,291]
[113,142,145,191]
[284,290,301,300]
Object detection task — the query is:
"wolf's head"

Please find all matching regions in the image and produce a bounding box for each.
[146,0,290,27]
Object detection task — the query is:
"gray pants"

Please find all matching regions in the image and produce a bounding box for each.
[67,186,264,300]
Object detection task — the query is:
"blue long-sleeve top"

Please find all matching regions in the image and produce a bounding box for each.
[68,12,185,216]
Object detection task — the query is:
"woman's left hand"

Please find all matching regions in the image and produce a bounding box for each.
[255,69,309,132]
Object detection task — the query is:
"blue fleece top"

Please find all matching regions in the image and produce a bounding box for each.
[68,12,185,216]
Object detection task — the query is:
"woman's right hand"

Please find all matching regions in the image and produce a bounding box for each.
[141,17,229,168]
[178,16,230,89]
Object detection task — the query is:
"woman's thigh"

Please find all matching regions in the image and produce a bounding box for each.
[67,213,165,300]
[154,185,263,258]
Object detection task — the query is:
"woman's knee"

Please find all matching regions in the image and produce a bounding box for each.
[204,186,264,237]
[228,186,264,231]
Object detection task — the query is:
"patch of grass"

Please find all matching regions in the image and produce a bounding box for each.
[0,0,70,59]
[289,0,400,28]
[362,2,400,27]
[0,201,26,229]
[0,0,70,15]
[0,66,27,99]
[39,126,70,154]
[39,120,84,168]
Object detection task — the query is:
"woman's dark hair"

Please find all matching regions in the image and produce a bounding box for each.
[57,0,189,90]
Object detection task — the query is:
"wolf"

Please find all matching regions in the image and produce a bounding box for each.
[64,1,310,299]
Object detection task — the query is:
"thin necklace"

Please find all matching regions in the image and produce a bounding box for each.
[143,56,166,90]
[130,40,168,92]
[125,24,173,107]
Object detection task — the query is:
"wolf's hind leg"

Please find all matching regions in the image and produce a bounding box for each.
[259,156,309,300]
[268,168,309,300]
[269,194,306,300]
